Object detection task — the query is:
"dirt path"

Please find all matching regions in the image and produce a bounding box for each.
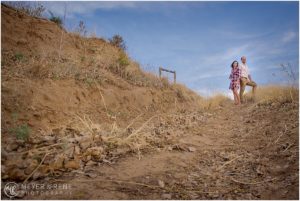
[25,102,299,200]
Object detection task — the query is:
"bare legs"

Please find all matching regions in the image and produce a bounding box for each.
[233,89,241,105]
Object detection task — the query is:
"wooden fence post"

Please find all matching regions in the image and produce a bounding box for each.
[158,67,176,84]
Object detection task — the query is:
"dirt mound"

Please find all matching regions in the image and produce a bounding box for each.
[1,3,204,183]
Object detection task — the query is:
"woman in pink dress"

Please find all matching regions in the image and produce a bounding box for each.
[229,60,241,105]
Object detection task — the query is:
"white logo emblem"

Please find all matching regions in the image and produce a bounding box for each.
[3,182,19,198]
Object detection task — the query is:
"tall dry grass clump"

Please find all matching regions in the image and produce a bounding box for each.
[251,85,299,105]
[202,93,231,110]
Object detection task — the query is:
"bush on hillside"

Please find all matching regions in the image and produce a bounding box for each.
[48,11,63,27]
[109,34,126,51]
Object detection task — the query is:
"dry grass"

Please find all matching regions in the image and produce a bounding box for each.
[199,86,299,110]
[73,112,161,159]
[246,85,299,105]
[202,94,231,110]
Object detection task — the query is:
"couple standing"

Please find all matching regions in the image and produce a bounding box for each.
[229,56,257,105]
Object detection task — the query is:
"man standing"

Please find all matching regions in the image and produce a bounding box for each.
[239,56,257,103]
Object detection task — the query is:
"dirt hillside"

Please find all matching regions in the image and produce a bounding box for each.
[1,4,299,200]
[1,3,203,148]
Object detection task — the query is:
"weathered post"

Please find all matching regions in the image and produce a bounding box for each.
[158,67,176,84]
[159,67,162,78]
[174,71,176,84]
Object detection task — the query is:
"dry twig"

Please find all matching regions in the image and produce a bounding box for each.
[23,152,50,183]
[230,177,277,185]
[217,156,241,171]
[11,143,66,155]
[125,115,159,140]
[274,124,288,144]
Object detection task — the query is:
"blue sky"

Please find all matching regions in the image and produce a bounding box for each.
[43,1,299,97]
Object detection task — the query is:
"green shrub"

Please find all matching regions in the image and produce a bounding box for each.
[109,34,126,50]
[14,53,24,61]
[118,52,130,67]
[85,78,93,86]
[48,11,63,27]
[50,16,63,27]
[10,124,31,140]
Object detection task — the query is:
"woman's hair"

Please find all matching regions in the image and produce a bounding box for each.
[231,60,238,68]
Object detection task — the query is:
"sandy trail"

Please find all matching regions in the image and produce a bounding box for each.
[24,102,299,200]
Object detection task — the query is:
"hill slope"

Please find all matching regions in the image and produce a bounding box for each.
[1,3,205,182]
[1,3,204,140]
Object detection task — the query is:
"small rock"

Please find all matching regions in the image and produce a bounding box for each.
[188,147,196,152]
[85,147,104,159]
[256,166,264,175]
[6,143,19,152]
[42,136,56,143]
[66,137,77,144]
[51,154,65,170]
[80,141,92,150]
[74,145,81,155]
[161,193,172,199]
[271,102,277,107]
[64,145,74,158]
[158,180,165,188]
[64,159,81,169]
[85,160,97,167]
[29,136,43,144]
[85,172,97,178]
[188,192,199,199]
[102,159,112,164]
[86,155,92,161]
[212,194,219,198]
[32,171,44,180]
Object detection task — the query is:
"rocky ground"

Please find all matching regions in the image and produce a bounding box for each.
[2,100,298,200]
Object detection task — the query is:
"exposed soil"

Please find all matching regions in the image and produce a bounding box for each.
[15,101,299,200]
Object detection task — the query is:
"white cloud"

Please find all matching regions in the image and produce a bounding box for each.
[185,44,251,83]
[220,30,273,40]
[43,2,138,18]
[282,31,297,43]
[201,44,251,66]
